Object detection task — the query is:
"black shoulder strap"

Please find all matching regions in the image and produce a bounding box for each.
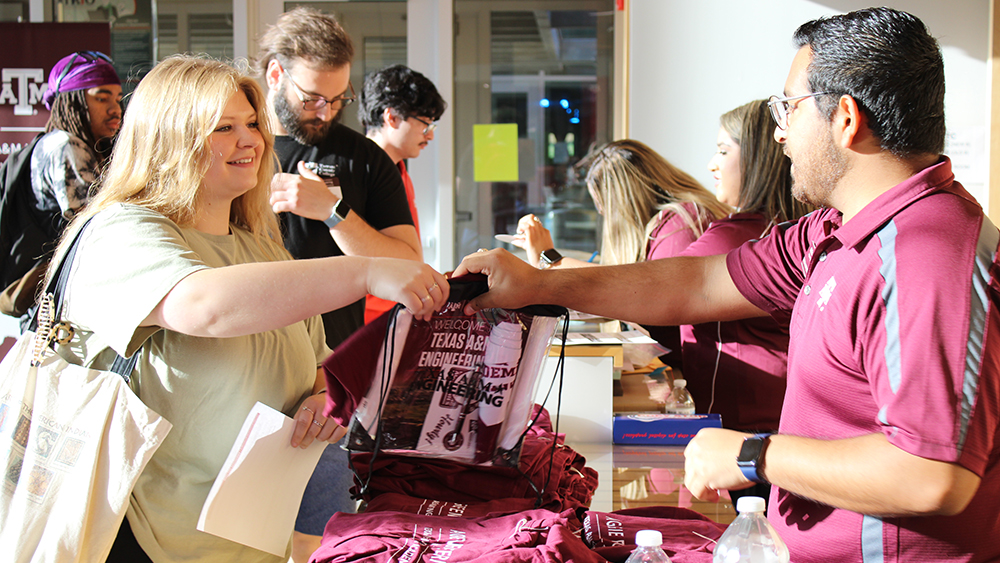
[32,218,140,380]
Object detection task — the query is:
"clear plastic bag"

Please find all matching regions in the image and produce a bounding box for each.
[328,276,565,466]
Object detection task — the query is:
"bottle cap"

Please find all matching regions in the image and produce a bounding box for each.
[736,496,766,514]
[673,378,687,388]
[634,529,663,547]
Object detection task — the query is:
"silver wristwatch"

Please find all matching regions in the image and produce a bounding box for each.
[323,198,351,229]
[539,248,563,269]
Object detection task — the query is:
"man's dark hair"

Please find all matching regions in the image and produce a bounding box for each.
[794,7,945,158]
[45,89,110,162]
[256,6,354,75]
[358,64,447,133]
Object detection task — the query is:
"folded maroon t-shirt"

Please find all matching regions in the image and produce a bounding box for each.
[310,508,605,563]
[582,507,725,562]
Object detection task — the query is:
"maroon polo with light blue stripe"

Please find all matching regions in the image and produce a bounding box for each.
[727,158,1000,563]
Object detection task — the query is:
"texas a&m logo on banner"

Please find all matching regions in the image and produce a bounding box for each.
[0,23,110,162]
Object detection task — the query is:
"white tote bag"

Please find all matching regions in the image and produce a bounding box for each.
[0,218,172,563]
[0,331,172,563]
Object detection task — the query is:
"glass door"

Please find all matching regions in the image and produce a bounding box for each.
[453,0,615,265]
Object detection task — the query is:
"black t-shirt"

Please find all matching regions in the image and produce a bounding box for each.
[274,124,413,349]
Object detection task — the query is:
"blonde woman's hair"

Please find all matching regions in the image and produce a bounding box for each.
[585,139,730,265]
[50,55,282,283]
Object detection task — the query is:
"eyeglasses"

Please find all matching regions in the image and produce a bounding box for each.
[412,116,438,136]
[767,92,832,130]
[52,51,114,98]
[282,66,356,112]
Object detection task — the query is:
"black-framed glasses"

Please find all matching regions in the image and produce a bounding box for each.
[767,92,832,130]
[281,65,356,111]
[412,116,438,136]
[52,51,114,98]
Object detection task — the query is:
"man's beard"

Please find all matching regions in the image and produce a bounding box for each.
[273,79,337,146]
[790,128,848,208]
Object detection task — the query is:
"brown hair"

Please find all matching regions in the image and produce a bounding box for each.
[255,6,354,75]
[720,100,812,231]
[46,90,107,164]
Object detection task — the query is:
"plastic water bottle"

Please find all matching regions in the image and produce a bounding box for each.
[713,497,789,563]
[624,530,673,563]
[664,378,696,414]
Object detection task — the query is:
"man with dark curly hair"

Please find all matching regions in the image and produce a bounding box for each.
[3,51,121,324]
[358,64,446,322]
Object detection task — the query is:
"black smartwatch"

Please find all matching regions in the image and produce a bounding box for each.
[737,433,773,483]
[539,248,563,269]
[323,198,351,229]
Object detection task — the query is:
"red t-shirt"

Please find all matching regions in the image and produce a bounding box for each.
[644,203,710,360]
[365,160,421,323]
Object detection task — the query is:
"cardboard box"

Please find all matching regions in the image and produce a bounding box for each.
[612,413,722,445]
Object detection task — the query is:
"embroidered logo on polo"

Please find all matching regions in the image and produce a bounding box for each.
[816,276,836,311]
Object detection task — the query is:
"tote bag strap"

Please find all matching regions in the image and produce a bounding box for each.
[30,217,140,380]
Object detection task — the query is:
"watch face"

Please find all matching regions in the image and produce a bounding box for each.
[738,437,765,463]
[541,249,562,264]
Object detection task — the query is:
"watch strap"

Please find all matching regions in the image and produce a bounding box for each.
[737,433,772,483]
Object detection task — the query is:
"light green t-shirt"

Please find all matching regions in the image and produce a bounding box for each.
[57,204,330,563]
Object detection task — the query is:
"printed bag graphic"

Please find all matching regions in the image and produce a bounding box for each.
[0,334,172,563]
[329,277,564,466]
[0,217,172,563]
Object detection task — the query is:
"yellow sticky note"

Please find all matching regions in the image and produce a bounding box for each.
[474,123,519,182]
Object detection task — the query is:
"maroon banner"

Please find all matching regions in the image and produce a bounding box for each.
[0,23,111,162]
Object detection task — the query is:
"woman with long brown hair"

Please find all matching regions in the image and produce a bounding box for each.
[681,98,812,507]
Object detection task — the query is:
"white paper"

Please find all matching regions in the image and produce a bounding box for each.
[552,330,658,346]
[197,402,328,557]
[494,233,522,244]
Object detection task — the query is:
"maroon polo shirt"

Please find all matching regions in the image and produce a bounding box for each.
[678,212,788,431]
[728,158,1000,562]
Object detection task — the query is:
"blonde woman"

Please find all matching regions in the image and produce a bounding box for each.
[513,139,729,358]
[513,139,730,267]
[45,56,448,563]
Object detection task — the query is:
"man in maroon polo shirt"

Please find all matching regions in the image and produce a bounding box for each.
[452,7,999,563]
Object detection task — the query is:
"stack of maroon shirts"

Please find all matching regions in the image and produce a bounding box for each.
[308,504,725,562]
[581,507,724,562]
[349,410,598,512]
[309,508,604,563]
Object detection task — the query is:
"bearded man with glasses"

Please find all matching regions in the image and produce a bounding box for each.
[257,6,422,351]
[256,8,423,563]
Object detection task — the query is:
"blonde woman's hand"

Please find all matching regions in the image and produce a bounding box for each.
[291,392,347,449]
[513,214,555,268]
[366,258,450,321]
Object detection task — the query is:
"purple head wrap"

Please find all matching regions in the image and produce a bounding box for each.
[42,51,121,110]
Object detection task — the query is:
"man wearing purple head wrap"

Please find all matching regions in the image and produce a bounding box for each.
[8,51,123,325]
[32,51,122,219]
